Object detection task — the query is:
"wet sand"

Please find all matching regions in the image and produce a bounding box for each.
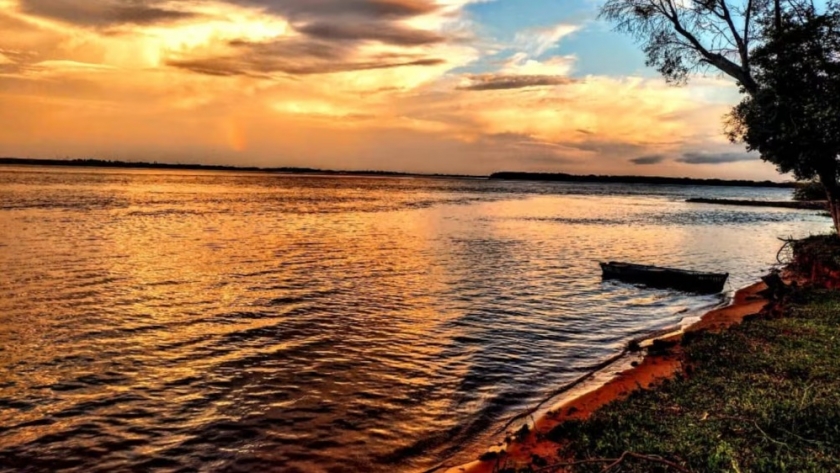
[445,281,769,473]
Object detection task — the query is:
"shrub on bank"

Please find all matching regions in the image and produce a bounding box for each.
[793,181,827,201]
[792,235,840,287]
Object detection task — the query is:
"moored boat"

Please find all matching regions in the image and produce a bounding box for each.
[600,261,729,294]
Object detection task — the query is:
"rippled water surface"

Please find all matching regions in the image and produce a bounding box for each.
[0,167,831,472]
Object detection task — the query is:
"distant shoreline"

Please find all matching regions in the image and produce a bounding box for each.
[0,158,796,188]
[489,171,796,188]
[0,158,479,180]
[687,197,827,210]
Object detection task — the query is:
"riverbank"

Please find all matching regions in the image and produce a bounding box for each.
[446,235,840,473]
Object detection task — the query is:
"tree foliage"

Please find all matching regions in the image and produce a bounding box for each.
[727,6,840,181]
[793,180,827,201]
[726,3,840,229]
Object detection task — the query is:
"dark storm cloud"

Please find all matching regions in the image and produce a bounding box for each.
[630,155,665,165]
[457,74,577,91]
[677,152,758,165]
[18,0,198,27]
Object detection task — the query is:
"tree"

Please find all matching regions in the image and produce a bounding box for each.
[727,5,840,233]
[599,0,773,93]
[599,0,840,231]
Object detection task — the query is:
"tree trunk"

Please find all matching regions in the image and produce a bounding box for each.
[829,197,840,237]
[819,173,840,236]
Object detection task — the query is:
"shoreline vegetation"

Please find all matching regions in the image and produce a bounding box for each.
[445,235,840,473]
[0,158,799,189]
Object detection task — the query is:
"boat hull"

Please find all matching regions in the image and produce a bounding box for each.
[600,262,728,294]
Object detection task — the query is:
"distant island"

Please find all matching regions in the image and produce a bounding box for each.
[0,158,798,188]
[0,158,478,179]
[490,172,796,188]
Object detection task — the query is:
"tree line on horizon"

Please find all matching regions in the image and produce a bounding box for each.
[488,171,795,187]
[600,0,840,233]
[0,158,477,178]
[0,157,800,187]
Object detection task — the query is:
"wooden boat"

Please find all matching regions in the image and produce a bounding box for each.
[600,261,729,294]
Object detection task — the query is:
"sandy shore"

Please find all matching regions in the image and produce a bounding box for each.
[444,281,770,473]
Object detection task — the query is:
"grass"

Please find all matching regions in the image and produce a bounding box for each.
[533,287,840,473]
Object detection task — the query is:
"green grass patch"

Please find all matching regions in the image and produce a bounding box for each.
[542,289,840,473]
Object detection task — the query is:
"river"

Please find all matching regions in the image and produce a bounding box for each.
[0,167,830,472]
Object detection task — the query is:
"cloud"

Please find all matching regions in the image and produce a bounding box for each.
[457,73,577,91]
[126,0,464,78]
[514,23,579,56]
[502,53,576,76]
[167,41,446,76]
[455,49,579,91]
[14,0,459,77]
[677,152,758,164]
[296,22,445,46]
[630,155,666,165]
[18,0,443,29]
[239,0,441,20]
[564,138,647,156]
[18,0,199,27]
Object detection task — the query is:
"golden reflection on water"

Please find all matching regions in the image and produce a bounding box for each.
[0,168,831,472]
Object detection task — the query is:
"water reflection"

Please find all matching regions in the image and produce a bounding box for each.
[0,168,830,472]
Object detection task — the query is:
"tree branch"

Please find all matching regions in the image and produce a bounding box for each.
[719,0,750,69]
[744,0,754,48]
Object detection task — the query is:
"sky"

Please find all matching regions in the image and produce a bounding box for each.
[0,0,787,179]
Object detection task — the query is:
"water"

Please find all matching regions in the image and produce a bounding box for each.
[0,167,830,472]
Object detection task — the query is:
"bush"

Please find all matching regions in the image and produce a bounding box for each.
[793,181,826,201]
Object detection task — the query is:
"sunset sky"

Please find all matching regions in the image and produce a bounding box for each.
[0,0,786,179]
